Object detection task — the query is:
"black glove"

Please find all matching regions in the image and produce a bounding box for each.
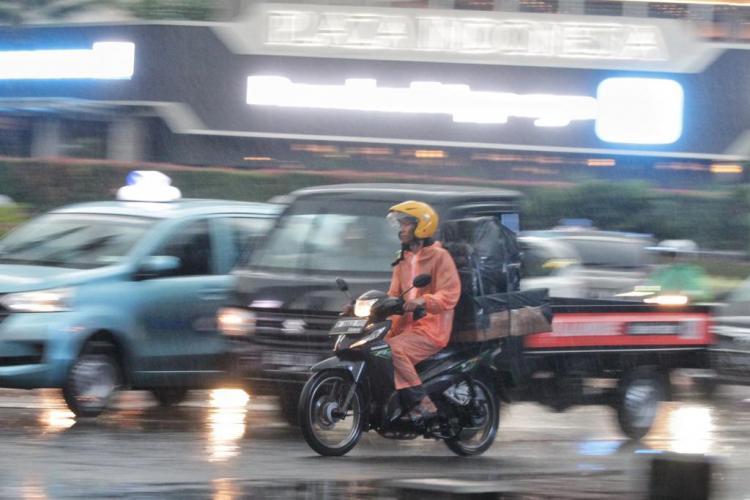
[413,305,427,321]
[339,299,355,317]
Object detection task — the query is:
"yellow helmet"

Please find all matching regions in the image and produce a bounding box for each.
[387,200,439,239]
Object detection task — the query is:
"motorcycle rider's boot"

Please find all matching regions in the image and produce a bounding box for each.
[407,396,438,424]
[389,386,427,423]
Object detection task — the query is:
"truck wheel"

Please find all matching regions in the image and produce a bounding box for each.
[151,387,189,407]
[279,388,301,426]
[63,340,122,418]
[616,369,666,440]
[693,377,719,401]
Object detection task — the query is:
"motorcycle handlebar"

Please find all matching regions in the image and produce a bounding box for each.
[413,305,427,321]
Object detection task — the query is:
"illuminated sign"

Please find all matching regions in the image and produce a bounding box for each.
[596,78,683,144]
[265,11,667,62]
[246,76,683,144]
[216,5,716,71]
[0,42,135,80]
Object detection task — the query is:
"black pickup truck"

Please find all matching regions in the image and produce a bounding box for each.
[221,183,520,422]
[220,183,713,439]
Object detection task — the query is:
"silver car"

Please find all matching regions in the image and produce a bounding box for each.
[522,229,655,299]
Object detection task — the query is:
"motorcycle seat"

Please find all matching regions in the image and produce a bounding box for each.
[415,344,477,373]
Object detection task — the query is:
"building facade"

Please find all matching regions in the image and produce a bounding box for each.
[1,2,749,187]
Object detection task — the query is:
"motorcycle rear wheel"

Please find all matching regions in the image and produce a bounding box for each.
[299,370,364,456]
[445,378,499,456]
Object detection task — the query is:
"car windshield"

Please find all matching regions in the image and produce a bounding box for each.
[561,237,651,269]
[247,198,400,275]
[0,213,154,269]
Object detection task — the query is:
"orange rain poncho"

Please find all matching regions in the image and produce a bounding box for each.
[386,242,461,389]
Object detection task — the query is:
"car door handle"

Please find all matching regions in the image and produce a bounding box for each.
[199,288,229,300]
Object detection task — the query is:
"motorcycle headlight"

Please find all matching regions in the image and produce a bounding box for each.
[354,298,378,318]
[0,288,74,313]
[217,307,256,336]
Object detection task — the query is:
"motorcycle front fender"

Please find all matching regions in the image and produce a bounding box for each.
[310,357,366,381]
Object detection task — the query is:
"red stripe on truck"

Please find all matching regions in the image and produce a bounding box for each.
[524,312,713,349]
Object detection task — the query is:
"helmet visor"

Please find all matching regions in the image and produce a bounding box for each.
[386,211,418,230]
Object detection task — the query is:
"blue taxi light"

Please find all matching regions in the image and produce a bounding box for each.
[117,170,181,202]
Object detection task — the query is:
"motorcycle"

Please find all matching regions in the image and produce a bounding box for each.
[298,274,503,457]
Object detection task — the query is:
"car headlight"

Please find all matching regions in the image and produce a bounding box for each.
[354,298,378,318]
[0,288,74,313]
[644,294,689,306]
[217,307,256,336]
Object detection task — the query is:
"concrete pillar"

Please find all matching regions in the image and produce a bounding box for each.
[622,2,648,18]
[30,119,61,158]
[558,0,584,15]
[212,0,254,20]
[107,117,145,162]
[494,0,520,12]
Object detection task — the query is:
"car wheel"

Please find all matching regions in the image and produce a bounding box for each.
[62,340,122,418]
[279,388,302,426]
[616,368,667,440]
[151,387,189,407]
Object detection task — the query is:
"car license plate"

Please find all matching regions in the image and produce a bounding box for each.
[262,350,320,370]
[331,317,367,335]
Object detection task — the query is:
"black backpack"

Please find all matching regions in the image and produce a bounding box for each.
[441,217,521,298]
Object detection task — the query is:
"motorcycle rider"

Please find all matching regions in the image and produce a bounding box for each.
[385,201,461,421]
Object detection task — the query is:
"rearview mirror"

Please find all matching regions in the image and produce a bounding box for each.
[413,274,431,288]
[135,255,180,280]
[336,277,349,292]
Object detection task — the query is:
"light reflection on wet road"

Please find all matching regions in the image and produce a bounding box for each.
[1,387,749,498]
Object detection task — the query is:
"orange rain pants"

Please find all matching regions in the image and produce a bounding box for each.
[385,242,461,390]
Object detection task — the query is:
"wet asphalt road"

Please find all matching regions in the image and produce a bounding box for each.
[0,386,749,499]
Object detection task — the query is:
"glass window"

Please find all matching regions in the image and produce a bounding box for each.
[225,217,275,268]
[248,199,400,275]
[151,219,213,277]
[648,2,688,19]
[455,0,495,10]
[0,213,153,269]
[522,245,554,278]
[561,237,650,269]
[520,0,558,13]
[584,0,623,16]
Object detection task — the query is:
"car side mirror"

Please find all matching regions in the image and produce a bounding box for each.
[135,255,181,280]
[336,277,349,292]
[413,274,431,288]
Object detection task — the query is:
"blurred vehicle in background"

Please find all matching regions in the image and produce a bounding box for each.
[219,183,521,424]
[705,276,750,391]
[519,235,584,298]
[0,171,280,417]
[646,240,709,302]
[523,229,655,299]
[616,239,710,306]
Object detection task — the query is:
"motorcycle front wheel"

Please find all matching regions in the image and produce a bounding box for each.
[299,370,365,456]
[445,378,499,456]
